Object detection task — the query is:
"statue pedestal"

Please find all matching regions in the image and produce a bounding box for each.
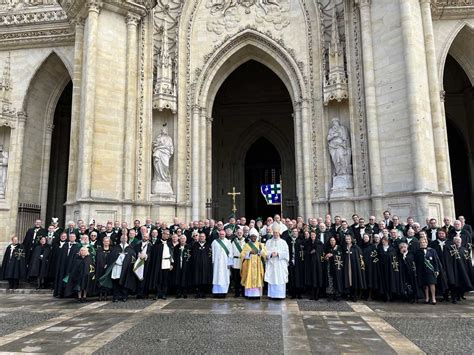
[330,175,353,198]
[152,180,174,196]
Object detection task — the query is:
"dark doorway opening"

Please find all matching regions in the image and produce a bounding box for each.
[446,120,472,220]
[212,60,295,220]
[46,81,72,225]
[245,137,281,220]
[443,54,474,222]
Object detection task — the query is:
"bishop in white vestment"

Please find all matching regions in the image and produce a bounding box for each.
[264,226,289,299]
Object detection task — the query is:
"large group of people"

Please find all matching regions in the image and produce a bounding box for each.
[1,211,472,305]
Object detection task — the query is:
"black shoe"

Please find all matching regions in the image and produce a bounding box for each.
[195,294,200,299]
[183,294,188,299]
[297,295,303,299]
[176,294,182,299]
[121,298,127,302]
[113,299,118,303]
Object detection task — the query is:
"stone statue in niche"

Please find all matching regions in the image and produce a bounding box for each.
[152,123,174,195]
[327,118,353,190]
[0,145,8,199]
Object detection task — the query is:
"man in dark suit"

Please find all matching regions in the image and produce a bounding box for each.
[382,211,393,230]
[367,216,379,235]
[458,216,472,236]
[22,219,47,265]
[449,220,472,248]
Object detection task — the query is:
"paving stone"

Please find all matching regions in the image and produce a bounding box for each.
[100,298,156,310]
[94,313,283,355]
[383,316,474,354]
[297,299,353,312]
[0,311,59,337]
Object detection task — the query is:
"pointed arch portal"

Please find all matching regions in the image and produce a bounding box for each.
[211,60,296,220]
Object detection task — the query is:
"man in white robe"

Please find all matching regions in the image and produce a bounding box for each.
[211,230,233,297]
[265,225,289,299]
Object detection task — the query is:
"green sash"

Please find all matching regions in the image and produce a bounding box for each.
[233,239,243,253]
[248,241,259,254]
[217,239,230,256]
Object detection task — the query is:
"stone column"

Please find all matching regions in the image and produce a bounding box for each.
[399,0,431,192]
[123,12,140,201]
[67,18,84,204]
[9,112,27,236]
[419,0,453,212]
[199,108,207,219]
[40,124,54,222]
[206,116,213,217]
[293,104,305,218]
[300,99,313,218]
[358,0,383,213]
[78,0,101,199]
[191,105,201,220]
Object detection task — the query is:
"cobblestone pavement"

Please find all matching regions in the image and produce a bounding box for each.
[0,291,471,354]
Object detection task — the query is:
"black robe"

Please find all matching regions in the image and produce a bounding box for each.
[2,244,27,281]
[148,241,174,292]
[28,244,51,279]
[377,244,400,297]
[446,244,472,290]
[286,236,305,289]
[172,244,191,288]
[53,242,81,297]
[99,244,137,292]
[48,241,66,279]
[64,254,94,296]
[304,239,325,288]
[399,252,422,299]
[190,241,212,286]
[22,227,47,264]
[342,244,366,291]
[133,241,153,295]
[429,239,450,295]
[361,243,380,291]
[95,246,112,294]
[325,244,344,295]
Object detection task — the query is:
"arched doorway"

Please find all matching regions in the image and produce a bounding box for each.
[443,54,474,222]
[245,137,281,219]
[211,60,296,220]
[45,82,72,224]
[19,53,72,231]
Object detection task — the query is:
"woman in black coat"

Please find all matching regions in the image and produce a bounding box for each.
[304,231,325,300]
[64,247,94,302]
[324,236,344,301]
[416,237,441,305]
[28,236,51,289]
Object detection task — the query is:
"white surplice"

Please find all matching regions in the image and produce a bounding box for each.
[264,237,289,299]
[211,238,233,294]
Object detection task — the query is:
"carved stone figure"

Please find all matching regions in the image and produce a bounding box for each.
[0,145,8,199]
[152,124,174,195]
[327,118,352,177]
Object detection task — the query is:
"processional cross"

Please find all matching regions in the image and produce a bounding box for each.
[227,186,241,215]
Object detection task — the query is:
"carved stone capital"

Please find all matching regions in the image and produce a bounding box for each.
[69,16,86,28]
[191,104,202,114]
[440,90,446,102]
[126,12,141,26]
[355,0,371,8]
[87,0,102,14]
[17,111,27,123]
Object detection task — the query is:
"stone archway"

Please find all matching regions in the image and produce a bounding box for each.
[190,29,312,220]
[19,52,72,228]
[211,60,296,220]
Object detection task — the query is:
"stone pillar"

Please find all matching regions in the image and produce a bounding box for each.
[40,124,54,222]
[419,0,453,215]
[67,18,84,204]
[358,0,383,214]
[191,105,201,220]
[399,0,437,219]
[9,112,27,236]
[293,104,305,218]
[199,108,207,219]
[123,12,140,201]
[300,99,313,219]
[206,116,213,217]
[77,0,101,199]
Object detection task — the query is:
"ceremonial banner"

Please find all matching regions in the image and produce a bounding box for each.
[260,184,282,205]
